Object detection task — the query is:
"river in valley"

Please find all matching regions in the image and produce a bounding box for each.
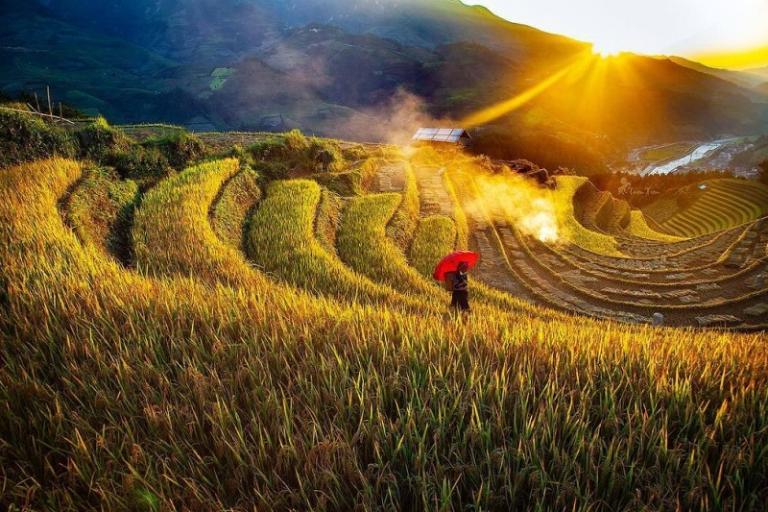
[642,141,727,176]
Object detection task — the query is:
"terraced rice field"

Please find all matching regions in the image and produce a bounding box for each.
[2,144,768,510]
[433,152,768,330]
[644,178,768,237]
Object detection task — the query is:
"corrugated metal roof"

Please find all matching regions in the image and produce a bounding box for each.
[412,128,469,143]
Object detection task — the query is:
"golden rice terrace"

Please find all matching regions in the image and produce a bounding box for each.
[1,128,767,510]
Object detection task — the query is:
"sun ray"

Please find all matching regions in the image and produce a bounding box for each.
[461,52,594,127]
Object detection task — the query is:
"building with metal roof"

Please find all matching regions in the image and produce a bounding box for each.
[412,128,471,145]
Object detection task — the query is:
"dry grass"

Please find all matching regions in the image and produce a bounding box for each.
[386,161,420,252]
[315,187,343,255]
[64,167,139,263]
[627,210,687,242]
[409,215,457,278]
[2,159,768,511]
[337,192,437,297]
[210,166,261,251]
[657,179,768,237]
[554,176,623,256]
[246,179,418,308]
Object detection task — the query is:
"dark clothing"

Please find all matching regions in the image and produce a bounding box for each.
[450,271,470,311]
[452,271,468,291]
[451,290,470,311]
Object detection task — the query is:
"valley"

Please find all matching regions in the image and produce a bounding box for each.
[625,135,768,178]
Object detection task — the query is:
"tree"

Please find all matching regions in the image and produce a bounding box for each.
[760,160,768,185]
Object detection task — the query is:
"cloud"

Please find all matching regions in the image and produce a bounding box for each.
[330,88,455,145]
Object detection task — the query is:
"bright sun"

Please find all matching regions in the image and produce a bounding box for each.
[592,40,624,58]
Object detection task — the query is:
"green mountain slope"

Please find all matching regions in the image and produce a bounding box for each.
[3,0,767,171]
[0,11,202,122]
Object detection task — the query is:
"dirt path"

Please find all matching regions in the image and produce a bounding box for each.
[448,173,544,305]
[494,221,652,324]
[471,228,537,302]
[526,236,768,304]
[564,225,747,272]
[412,165,454,217]
[373,160,407,193]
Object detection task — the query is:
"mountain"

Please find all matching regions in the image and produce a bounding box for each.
[667,56,767,91]
[745,66,768,80]
[3,0,768,171]
[2,0,585,120]
[0,7,203,122]
[32,0,584,57]
[548,55,768,142]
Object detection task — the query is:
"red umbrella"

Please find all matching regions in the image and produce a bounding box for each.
[433,251,479,281]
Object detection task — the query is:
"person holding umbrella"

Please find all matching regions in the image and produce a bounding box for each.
[450,261,471,312]
[433,251,479,313]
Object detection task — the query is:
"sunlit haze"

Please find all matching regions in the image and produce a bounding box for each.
[471,0,768,69]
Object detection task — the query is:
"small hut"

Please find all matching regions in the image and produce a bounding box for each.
[412,128,472,146]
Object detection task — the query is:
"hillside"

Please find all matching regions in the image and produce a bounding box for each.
[30,0,584,59]
[643,178,768,237]
[746,66,768,81]
[533,55,767,144]
[2,110,768,508]
[669,56,768,90]
[2,0,768,173]
[0,10,196,122]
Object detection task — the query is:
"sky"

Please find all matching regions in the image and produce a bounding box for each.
[469,0,768,70]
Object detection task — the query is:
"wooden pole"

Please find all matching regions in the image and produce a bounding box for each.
[46,86,53,117]
[33,92,41,113]
[0,106,75,125]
